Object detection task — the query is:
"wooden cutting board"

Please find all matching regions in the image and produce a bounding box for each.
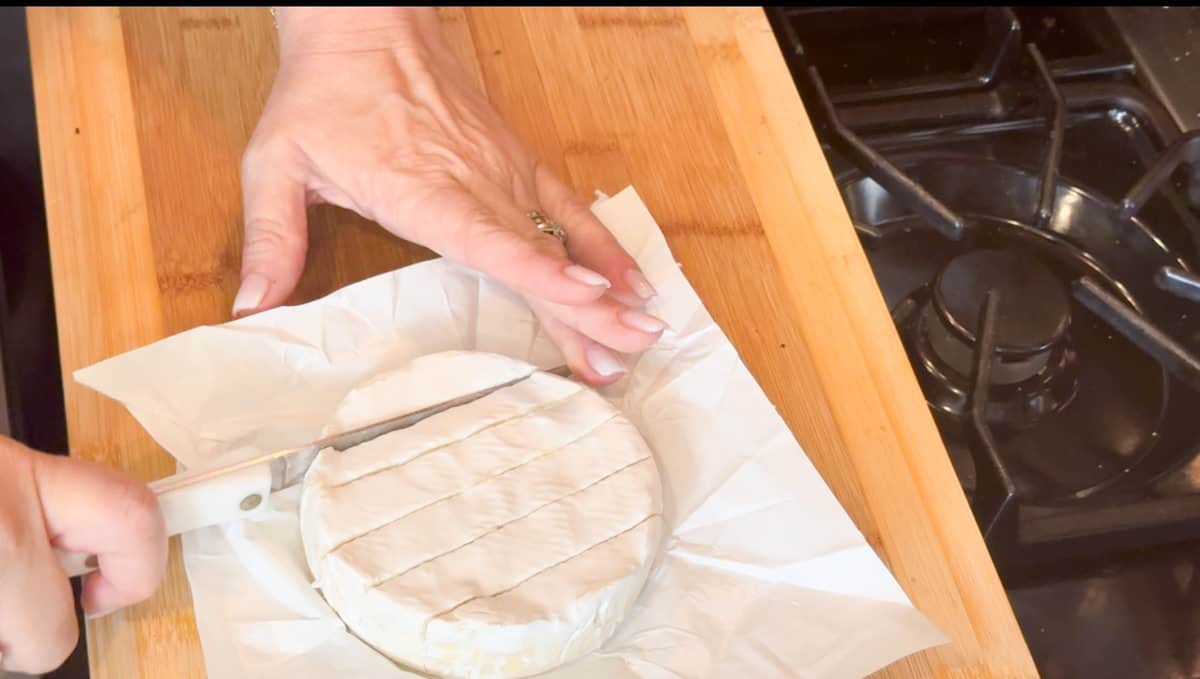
[25,7,1037,678]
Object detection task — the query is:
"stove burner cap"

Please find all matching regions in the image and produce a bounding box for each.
[934,248,1070,355]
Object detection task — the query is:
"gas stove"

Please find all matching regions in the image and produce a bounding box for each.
[769,7,1200,676]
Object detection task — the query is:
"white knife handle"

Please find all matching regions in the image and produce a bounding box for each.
[56,460,274,578]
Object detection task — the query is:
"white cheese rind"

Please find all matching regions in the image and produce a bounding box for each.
[326,350,537,435]
[300,351,663,679]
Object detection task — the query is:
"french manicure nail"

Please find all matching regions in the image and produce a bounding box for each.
[564,264,611,289]
[619,309,667,334]
[85,606,117,621]
[586,345,625,377]
[232,273,270,316]
[624,270,657,301]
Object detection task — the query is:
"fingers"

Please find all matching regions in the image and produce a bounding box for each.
[530,300,627,386]
[536,294,666,354]
[397,181,614,306]
[0,442,78,674]
[535,165,657,308]
[236,140,310,317]
[32,450,167,620]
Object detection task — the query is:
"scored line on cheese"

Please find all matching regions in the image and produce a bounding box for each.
[367,450,659,617]
[319,371,584,488]
[327,383,585,490]
[362,456,654,588]
[429,513,661,624]
[309,386,619,562]
[436,517,659,627]
[322,408,622,561]
[301,353,664,679]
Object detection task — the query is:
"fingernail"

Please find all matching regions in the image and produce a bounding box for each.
[624,270,657,300]
[564,264,611,289]
[232,273,270,316]
[619,309,667,334]
[586,345,625,377]
[85,606,117,621]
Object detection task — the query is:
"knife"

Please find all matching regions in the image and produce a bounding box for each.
[56,364,572,578]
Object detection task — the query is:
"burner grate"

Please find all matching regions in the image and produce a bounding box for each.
[805,64,965,240]
[968,290,1020,547]
[770,7,1200,569]
[1158,266,1200,303]
[1030,45,1064,227]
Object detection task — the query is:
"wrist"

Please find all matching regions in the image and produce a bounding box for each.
[273,7,433,56]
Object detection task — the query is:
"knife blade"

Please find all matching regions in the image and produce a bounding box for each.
[57,364,572,578]
[156,364,571,495]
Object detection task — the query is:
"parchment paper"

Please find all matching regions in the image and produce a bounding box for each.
[75,187,946,678]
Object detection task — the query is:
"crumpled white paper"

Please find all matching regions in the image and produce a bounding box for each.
[75,187,946,679]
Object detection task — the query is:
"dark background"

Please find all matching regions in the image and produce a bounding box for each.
[0,6,86,679]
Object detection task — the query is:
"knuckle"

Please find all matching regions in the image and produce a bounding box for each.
[240,136,274,178]
[242,218,303,261]
[239,146,260,179]
[117,479,163,535]
[104,477,165,559]
[113,481,167,598]
[240,131,291,175]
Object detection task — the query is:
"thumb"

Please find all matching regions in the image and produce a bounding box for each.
[235,145,309,317]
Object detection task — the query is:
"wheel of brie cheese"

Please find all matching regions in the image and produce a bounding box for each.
[300,351,664,679]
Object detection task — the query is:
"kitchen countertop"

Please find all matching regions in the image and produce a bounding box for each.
[25,7,1037,678]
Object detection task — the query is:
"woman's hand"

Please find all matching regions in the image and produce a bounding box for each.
[0,437,166,674]
[237,8,664,383]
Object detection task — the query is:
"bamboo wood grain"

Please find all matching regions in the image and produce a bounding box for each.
[26,7,1037,678]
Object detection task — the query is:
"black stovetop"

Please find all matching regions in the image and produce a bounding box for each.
[770,7,1200,678]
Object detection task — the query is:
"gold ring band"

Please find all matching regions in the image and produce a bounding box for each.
[528,210,567,246]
